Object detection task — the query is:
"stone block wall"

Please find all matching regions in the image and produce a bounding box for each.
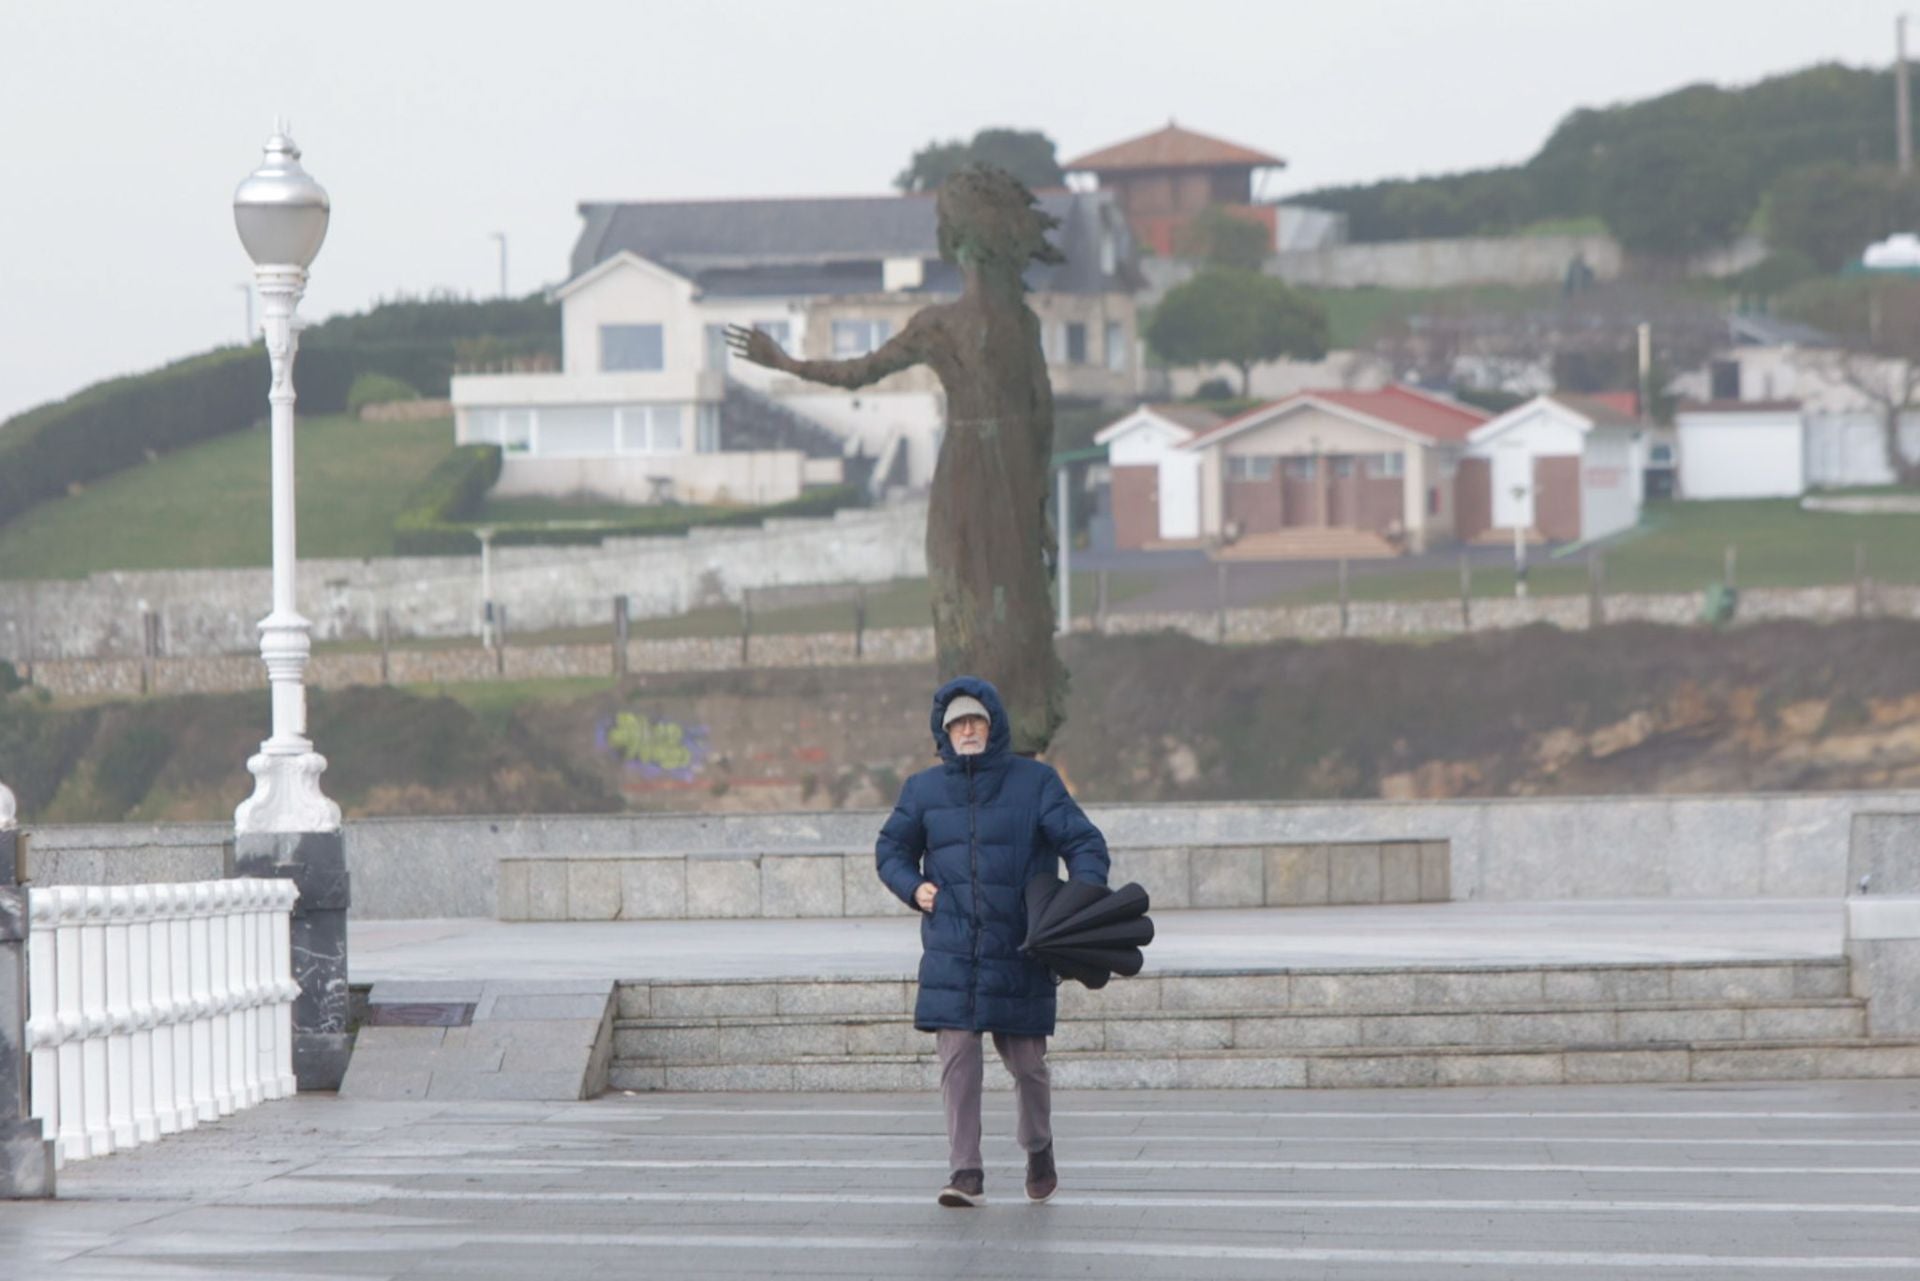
[495,840,1451,922]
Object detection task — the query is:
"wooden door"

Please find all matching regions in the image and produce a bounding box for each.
[1455,458,1492,541]
[1110,465,1160,549]
[1533,455,1582,542]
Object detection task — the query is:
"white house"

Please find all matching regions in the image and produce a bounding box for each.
[450,190,1144,506]
[1675,402,1806,499]
[1461,393,1643,543]
[1091,404,1221,547]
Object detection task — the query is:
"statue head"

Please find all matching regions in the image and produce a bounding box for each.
[936,165,1064,274]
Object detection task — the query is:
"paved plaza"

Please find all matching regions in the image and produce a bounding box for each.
[1,1080,1916,1278]
[350,898,1845,983]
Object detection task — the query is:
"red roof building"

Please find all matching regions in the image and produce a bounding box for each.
[1064,123,1285,257]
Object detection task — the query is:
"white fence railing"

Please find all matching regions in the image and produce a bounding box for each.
[23,878,299,1164]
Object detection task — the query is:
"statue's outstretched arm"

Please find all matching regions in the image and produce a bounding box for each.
[725,315,930,390]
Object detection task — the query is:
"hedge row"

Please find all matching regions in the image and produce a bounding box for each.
[390,445,505,556]
[0,344,359,532]
[390,478,870,557]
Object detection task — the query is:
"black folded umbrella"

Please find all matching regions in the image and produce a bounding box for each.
[1022,875,1155,989]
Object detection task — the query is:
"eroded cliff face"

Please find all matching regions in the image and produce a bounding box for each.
[1046,621,1920,803]
[7,621,1918,821]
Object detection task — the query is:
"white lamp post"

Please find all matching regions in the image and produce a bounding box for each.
[231,128,340,836]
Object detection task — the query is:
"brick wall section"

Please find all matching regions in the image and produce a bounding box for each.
[22,588,1920,699]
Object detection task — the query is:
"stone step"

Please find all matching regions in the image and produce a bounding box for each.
[605,1037,1920,1093]
[611,959,1851,1023]
[611,999,1868,1064]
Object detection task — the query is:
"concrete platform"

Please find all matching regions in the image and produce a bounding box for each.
[350,899,1844,983]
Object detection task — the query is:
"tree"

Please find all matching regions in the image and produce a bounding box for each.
[1145,271,1329,395]
[895,128,1063,194]
[1595,130,1753,257]
[1767,163,1920,272]
[1786,278,1920,486]
[1174,206,1271,270]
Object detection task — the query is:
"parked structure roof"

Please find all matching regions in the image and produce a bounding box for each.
[1185,384,1490,450]
[1065,123,1284,173]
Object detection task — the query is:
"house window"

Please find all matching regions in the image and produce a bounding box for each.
[1105,321,1127,372]
[704,324,729,371]
[649,405,684,452]
[1649,443,1674,465]
[1066,322,1088,365]
[601,324,664,372]
[1366,452,1405,478]
[1709,359,1741,401]
[696,403,721,453]
[1332,457,1354,479]
[1283,457,1318,480]
[1228,455,1277,481]
[468,408,532,454]
[538,406,618,456]
[832,318,893,358]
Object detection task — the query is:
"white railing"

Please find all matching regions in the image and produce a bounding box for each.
[23,879,299,1165]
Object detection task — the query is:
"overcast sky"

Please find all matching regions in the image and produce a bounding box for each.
[0,0,1906,423]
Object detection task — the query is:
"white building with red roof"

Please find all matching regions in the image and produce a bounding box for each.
[1459,393,1647,544]
[1173,385,1489,557]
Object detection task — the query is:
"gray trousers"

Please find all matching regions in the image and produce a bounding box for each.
[935,1028,1051,1172]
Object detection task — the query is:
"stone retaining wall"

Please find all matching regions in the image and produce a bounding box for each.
[495,840,1450,922]
[25,583,1920,699]
[26,789,1915,919]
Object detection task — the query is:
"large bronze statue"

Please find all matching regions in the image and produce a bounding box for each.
[727,167,1067,753]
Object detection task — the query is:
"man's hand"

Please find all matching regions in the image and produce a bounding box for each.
[914,882,938,912]
[725,324,790,371]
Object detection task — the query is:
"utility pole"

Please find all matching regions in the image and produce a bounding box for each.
[1901,15,1914,175]
[490,232,508,298]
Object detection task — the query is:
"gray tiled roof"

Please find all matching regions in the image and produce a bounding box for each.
[569,191,1131,297]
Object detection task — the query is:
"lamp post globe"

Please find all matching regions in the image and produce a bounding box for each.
[233,130,329,270]
[232,127,339,837]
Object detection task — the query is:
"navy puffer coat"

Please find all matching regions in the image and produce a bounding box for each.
[875,676,1110,1036]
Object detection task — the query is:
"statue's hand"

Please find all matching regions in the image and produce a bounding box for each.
[725,324,788,370]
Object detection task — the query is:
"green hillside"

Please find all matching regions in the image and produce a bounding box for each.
[0,414,454,578]
[1290,64,1911,258]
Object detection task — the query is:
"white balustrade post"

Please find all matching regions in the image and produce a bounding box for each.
[271,882,296,1097]
[145,886,179,1136]
[188,884,216,1123]
[125,887,158,1144]
[206,884,233,1117]
[103,887,136,1149]
[77,889,112,1158]
[51,888,86,1163]
[168,884,195,1134]
[24,893,57,1152]
[235,881,260,1108]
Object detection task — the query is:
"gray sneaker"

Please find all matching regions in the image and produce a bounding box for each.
[938,1168,985,1207]
[1025,1144,1057,1203]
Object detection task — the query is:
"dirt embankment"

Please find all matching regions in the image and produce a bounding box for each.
[6,621,1920,822]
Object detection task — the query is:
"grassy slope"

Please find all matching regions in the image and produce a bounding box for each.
[1265,499,1920,605]
[0,415,454,578]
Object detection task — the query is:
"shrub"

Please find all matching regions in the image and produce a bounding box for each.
[347,372,419,416]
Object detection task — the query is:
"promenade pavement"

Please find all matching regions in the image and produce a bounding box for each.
[348,899,1844,983]
[4,1080,1917,1279]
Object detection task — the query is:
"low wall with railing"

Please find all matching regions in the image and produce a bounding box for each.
[24,878,298,1165]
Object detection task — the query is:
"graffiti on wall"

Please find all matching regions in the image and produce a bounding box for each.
[598,711,711,783]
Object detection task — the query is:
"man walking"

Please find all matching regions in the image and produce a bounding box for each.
[876,676,1110,1207]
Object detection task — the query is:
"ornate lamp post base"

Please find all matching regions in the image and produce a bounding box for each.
[0,822,56,1197]
[231,830,351,1091]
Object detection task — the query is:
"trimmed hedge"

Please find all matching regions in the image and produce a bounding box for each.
[391,473,869,557]
[390,445,505,556]
[0,344,357,532]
